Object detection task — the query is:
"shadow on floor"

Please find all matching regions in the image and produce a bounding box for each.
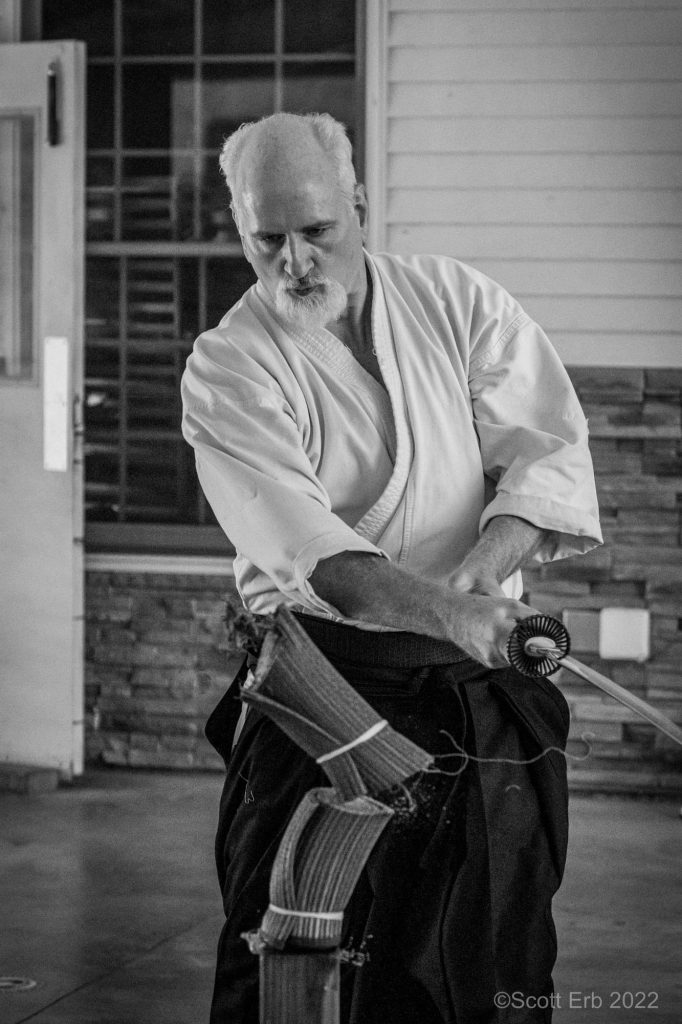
[1,770,680,1023]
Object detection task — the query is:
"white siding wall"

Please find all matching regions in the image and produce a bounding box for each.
[367,0,682,365]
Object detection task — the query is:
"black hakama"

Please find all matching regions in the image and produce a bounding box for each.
[205,615,569,1024]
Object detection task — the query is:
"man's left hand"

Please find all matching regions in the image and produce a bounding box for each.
[449,568,506,597]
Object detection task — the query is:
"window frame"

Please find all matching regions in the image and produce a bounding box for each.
[36,0,366,554]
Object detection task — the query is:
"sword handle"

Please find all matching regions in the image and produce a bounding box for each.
[507,615,682,748]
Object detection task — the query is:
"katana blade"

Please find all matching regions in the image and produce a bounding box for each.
[558,653,682,748]
[509,615,682,747]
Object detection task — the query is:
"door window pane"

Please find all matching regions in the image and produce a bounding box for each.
[0,116,35,380]
[203,0,275,55]
[42,0,114,57]
[202,65,275,151]
[206,258,257,329]
[86,258,120,340]
[119,158,189,242]
[201,156,238,243]
[87,66,115,149]
[122,0,195,56]
[123,64,195,149]
[125,438,195,521]
[282,63,356,132]
[120,155,197,241]
[284,0,355,54]
[87,158,115,242]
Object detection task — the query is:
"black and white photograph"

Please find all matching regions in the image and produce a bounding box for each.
[1,1,681,1022]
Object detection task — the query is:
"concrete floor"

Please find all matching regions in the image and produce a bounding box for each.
[0,771,680,1024]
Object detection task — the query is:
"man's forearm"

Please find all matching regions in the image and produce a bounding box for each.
[309,550,533,668]
[311,552,457,640]
[451,515,548,595]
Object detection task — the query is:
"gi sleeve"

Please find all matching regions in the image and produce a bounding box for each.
[468,311,602,563]
[181,337,386,615]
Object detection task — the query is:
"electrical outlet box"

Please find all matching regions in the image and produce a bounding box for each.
[599,608,650,662]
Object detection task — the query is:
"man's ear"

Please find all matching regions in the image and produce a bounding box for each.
[354,183,369,244]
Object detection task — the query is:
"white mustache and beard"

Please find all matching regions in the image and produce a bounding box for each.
[275,274,347,330]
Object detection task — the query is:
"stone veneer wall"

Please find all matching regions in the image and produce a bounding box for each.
[521,368,682,792]
[84,367,682,792]
[85,572,243,772]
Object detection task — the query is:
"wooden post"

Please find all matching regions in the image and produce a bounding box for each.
[259,949,340,1024]
[231,605,432,1022]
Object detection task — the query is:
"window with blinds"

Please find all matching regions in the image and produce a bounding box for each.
[41,0,363,545]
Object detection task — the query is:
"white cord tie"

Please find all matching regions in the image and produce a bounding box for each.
[267,904,344,921]
[316,720,389,764]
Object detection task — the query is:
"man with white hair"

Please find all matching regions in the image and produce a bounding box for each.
[182,112,601,1023]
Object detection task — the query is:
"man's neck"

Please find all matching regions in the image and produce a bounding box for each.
[326,269,373,357]
[327,272,384,387]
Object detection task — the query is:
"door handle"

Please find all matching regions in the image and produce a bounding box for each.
[47,61,59,146]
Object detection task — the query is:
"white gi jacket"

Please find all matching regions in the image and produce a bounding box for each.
[181,252,602,625]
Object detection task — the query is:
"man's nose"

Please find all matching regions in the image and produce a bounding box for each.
[282,236,313,280]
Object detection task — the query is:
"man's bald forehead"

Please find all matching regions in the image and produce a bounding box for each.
[241,116,325,160]
[234,118,337,200]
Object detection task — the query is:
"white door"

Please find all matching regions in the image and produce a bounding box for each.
[0,41,85,776]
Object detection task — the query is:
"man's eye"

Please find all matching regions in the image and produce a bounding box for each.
[306,227,328,238]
